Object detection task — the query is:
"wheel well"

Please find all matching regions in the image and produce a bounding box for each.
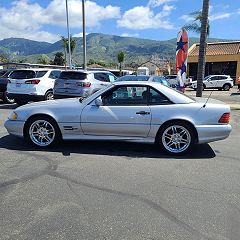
[23,114,62,139]
[45,89,53,94]
[155,119,199,144]
[223,83,231,87]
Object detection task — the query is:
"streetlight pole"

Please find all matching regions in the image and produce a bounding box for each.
[65,0,72,69]
[82,0,87,70]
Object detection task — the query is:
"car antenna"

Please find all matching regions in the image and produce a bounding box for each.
[203,79,220,108]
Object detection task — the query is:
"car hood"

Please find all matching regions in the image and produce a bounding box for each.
[17,98,82,110]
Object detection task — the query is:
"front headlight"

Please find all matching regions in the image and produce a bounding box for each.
[9,111,18,120]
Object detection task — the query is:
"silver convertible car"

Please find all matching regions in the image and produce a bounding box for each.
[5,82,232,155]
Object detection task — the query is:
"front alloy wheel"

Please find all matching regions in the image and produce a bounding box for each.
[26,117,60,147]
[158,122,194,155]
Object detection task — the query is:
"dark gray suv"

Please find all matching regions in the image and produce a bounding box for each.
[53,70,117,99]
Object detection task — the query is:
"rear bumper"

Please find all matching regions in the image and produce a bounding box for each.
[4,120,25,138]
[7,93,44,101]
[196,124,232,144]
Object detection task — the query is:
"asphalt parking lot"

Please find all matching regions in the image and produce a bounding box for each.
[0,90,240,240]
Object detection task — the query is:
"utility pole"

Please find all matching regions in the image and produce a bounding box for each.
[82,0,87,70]
[65,0,72,69]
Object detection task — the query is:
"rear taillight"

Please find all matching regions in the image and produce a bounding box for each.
[218,113,230,124]
[77,82,91,88]
[25,79,40,84]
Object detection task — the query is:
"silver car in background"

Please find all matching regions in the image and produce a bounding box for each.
[5,82,231,155]
[53,70,117,99]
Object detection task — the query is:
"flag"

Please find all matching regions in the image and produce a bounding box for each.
[176,28,188,87]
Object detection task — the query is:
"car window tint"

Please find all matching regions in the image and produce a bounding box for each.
[117,76,150,81]
[210,76,219,81]
[102,86,148,105]
[9,70,36,79]
[149,88,171,105]
[59,72,87,80]
[36,71,48,78]
[49,70,61,79]
[94,73,110,82]
[107,73,116,83]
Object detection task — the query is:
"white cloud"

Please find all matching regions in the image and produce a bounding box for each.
[0,0,120,43]
[43,0,120,28]
[209,13,231,21]
[117,5,174,30]
[179,15,194,22]
[121,33,139,37]
[148,0,175,8]
[73,32,89,37]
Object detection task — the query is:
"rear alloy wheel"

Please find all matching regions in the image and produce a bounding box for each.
[45,90,54,100]
[157,121,195,155]
[3,91,15,104]
[223,84,230,91]
[26,117,60,148]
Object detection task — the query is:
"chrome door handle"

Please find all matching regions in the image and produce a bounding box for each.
[136,111,150,115]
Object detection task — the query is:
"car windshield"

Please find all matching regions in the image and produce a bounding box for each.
[116,75,150,81]
[60,71,87,80]
[204,76,210,80]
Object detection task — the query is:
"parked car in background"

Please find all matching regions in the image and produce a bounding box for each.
[53,70,117,99]
[0,69,15,104]
[190,75,234,91]
[7,69,61,105]
[5,81,231,155]
[116,75,170,87]
[164,75,192,87]
[108,69,132,77]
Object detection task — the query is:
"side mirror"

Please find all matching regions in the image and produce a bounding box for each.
[95,98,103,106]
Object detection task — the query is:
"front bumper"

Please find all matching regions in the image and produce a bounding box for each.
[196,124,232,144]
[4,120,25,138]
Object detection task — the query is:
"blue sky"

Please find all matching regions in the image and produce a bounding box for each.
[0,0,239,43]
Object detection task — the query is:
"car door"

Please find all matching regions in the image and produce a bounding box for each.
[81,85,151,137]
[207,76,219,88]
[94,72,111,88]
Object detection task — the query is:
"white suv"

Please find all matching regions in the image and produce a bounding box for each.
[190,75,234,91]
[7,69,61,105]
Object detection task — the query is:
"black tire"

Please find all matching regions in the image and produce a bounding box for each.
[223,84,230,91]
[45,90,54,100]
[25,116,61,148]
[156,121,195,156]
[3,92,15,104]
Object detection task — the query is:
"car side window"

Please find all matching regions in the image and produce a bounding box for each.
[149,88,172,105]
[49,70,61,79]
[210,76,219,81]
[94,73,110,82]
[101,86,148,106]
[36,71,48,78]
[107,73,117,83]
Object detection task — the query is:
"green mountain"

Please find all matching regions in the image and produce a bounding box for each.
[0,33,233,65]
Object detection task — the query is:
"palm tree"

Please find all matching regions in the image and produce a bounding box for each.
[118,51,125,76]
[61,35,77,68]
[196,0,210,97]
[184,11,210,36]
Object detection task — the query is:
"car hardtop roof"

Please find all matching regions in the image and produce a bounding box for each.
[61,69,111,74]
[113,81,160,86]
[11,68,60,72]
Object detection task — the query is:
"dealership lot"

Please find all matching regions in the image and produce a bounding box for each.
[0,94,240,239]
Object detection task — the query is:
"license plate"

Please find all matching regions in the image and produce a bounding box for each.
[16,83,21,88]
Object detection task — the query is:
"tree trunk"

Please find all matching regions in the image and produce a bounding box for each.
[119,63,122,76]
[196,0,209,97]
